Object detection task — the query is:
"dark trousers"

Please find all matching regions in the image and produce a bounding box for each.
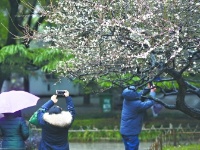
[121,134,139,150]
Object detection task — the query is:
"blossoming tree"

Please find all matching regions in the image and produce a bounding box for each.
[27,0,200,119]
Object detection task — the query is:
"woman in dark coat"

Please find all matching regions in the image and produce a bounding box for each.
[37,90,75,150]
[0,110,29,149]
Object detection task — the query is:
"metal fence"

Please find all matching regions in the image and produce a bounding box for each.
[148,123,200,150]
[1,123,200,150]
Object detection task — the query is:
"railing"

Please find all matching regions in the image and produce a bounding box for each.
[1,123,200,150]
[24,124,200,150]
[148,123,200,150]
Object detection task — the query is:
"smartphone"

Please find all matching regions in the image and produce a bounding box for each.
[56,90,65,95]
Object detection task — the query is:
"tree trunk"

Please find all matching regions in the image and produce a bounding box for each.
[83,94,90,105]
[24,75,29,92]
[0,77,4,93]
[0,68,11,92]
[6,0,20,45]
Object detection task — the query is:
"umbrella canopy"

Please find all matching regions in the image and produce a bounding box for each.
[0,90,40,113]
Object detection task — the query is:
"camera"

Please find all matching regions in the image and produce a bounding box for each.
[56,90,65,96]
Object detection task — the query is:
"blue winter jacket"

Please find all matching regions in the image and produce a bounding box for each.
[0,115,29,149]
[37,96,75,150]
[120,86,155,136]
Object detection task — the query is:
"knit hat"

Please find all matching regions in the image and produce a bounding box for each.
[48,105,62,114]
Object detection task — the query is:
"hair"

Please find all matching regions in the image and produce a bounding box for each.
[3,110,21,118]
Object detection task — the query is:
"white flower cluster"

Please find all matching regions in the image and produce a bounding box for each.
[31,0,199,84]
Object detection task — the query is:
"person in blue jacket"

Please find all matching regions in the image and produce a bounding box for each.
[120,84,156,150]
[37,90,75,150]
[0,110,29,149]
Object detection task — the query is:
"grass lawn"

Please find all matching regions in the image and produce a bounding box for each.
[163,144,200,150]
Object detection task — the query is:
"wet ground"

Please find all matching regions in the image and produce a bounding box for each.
[70,142,152,150]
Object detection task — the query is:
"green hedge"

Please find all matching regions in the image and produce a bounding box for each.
[69,130,122,142]
[71,118,120,130]
[68,130,161,142]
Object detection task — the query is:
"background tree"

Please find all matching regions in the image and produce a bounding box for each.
[0,0,59,91]
[25,0,200,118]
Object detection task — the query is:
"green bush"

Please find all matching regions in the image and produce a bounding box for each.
[68,130,122,142]
[140,130,161,142]
[71,118,120,130]
[68,130,161,142]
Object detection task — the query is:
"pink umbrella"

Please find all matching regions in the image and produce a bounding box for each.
[0,90,40,113]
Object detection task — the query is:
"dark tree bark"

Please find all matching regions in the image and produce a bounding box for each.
[6,0,20,45]
[83,94,90,105]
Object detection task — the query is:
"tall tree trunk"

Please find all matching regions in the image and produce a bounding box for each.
[0,75,5,92]
[83,94,90,105]
[0,68,11,92]
[24,75,29,92]
[6,0,20,45]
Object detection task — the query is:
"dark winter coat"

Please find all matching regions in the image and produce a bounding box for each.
[120,86,155,136]
[0,114,29,149]
[37,96,75,150]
